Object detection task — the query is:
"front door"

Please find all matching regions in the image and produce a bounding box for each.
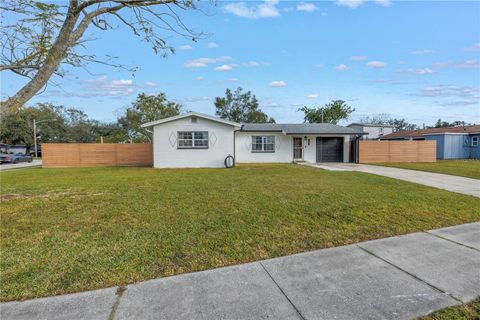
[293,137,303,160]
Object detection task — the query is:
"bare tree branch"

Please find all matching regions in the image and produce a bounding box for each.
[1,0,205,109]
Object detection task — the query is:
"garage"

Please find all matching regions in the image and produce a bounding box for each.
[316,137,343,162]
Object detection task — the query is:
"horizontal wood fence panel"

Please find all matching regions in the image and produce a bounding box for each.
[359,140,436,163]
[42,144,153,167]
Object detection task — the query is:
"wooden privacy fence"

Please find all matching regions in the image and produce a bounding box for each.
[359,140,436,163]
[42,143,153,167]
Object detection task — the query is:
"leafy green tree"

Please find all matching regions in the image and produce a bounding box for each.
[299,100,355,124]
[117,93,181,142]
[91,121,125,143]
[433,119,469,128]
[0,103,68,147]
[214,87,275,123]
[0,103,125,146]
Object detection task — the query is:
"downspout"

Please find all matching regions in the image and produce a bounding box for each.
[354,135,361,163]
[233,127,241,167]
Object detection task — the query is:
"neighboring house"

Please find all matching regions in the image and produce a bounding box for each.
[381,125,480,159]
[141,112,366,168]
[347,123,396,140]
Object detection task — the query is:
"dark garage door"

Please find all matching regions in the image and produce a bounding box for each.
[316,137,343,162]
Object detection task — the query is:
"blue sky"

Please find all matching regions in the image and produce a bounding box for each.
[2,0,480,125]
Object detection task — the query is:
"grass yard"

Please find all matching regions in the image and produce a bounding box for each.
[418,298,480,320]
[377,160,480,179]
[1,164,480,301]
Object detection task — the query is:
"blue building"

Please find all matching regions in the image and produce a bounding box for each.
[381,125,480,160]
[424,133,480,159]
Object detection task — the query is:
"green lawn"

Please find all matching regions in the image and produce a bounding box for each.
[1,164,479,302]
[376,160,480,179]
[418,298,480,320]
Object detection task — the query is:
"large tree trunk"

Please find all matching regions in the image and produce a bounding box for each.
[1,3,80,110]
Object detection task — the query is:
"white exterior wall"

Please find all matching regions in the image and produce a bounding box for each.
[152,117,236,168]
[350,125,394,139]
[235,132,351,163]
[235,132,292,163]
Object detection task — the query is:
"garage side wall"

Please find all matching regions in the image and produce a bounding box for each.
[153,117,235,168]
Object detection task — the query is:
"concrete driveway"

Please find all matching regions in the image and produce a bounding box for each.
[312,162,480,198]
[0,160,42,171]
[1,222,479,320]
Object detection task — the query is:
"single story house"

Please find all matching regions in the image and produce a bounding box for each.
[380,125,480,160]
[141,112,366,168]
[347,123,396,140]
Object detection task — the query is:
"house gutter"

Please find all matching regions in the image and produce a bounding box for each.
[233,127,242,166]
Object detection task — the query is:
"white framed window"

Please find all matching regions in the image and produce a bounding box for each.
[472,136,479,147]
[177,131,209,149]
[252,136,275,153]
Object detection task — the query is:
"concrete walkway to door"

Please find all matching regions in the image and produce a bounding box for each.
[1,222,479,320]
[309,162,480,198]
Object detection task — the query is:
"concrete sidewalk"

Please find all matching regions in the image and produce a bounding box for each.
[1,223,479,320]
[310,163,480,198]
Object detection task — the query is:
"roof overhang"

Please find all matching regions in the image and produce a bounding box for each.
[141,112,241,128]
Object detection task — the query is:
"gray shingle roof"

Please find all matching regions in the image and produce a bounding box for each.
[241,123,366,135]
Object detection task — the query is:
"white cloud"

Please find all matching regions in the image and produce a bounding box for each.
[223,0,280,19]
[144,81,157,87]
[411,49,434,55]
[367,61,386,68]
[432,59,480,69]
[461,43,480,52]
[111,79,133,85]
[437,100,479,107]
[178,45,193,50]
[243,61,260,67]
[336,0,364,8]
[408,68,435,75]
[315,64,324,68]
[336,0,390,8]
[77,76,136,98]
[335,64,349,71]
[351,55,367,60]
[215,64,234,72]
[183,56,232,68]
[196,76,204,81]
[297,2,318,12]
[375,0,391,6]
[184,96,210,102]
[230,78,239,83]
[262,102,280,108]
[270,80,287,87]
[454,60,480,68]
[415,85,480,99]
[207,42,219,48]
[307,93,319,99]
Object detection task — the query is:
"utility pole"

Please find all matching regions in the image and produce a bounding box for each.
[33,119,37,158]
